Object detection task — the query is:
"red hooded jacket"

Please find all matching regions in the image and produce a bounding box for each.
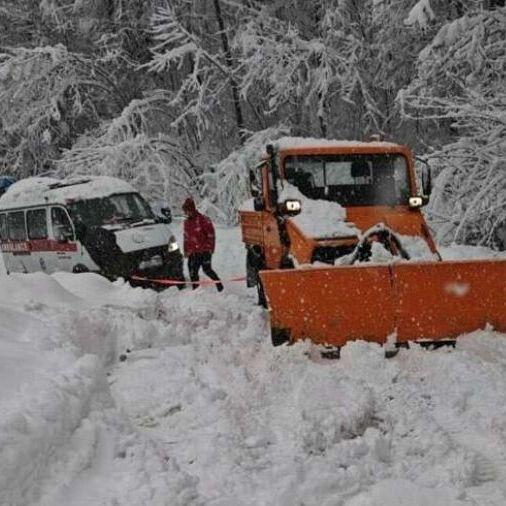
[182,198,216,255]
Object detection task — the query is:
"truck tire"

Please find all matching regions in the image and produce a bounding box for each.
[246,247,268,306]
[271,327,289,346]
[246,246,264,287]
[246,250,257,288]
[257,278,267,308]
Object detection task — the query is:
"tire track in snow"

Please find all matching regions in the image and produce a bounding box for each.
[420,337,506,491]
[429,401,506,494]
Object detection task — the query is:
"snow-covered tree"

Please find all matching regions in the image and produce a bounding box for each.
[400,5,506,248]
[0,0,157,175]
[57,92,201,208]
[197,125,289,224]
[234,0,430,140]
[146,0,246,146]
[0,45,102,173]
[0,0,503,239]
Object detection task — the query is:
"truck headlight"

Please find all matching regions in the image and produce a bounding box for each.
[168,236,179,252]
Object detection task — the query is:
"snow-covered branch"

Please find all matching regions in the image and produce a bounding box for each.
[401,7,506,247]
[57,92,201,207]
[197,125,289,224]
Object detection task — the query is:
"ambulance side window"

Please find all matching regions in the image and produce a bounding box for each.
[51,207,74,242]
[7,211,27,241]
[0,214,7,240]
[27,209,48,240]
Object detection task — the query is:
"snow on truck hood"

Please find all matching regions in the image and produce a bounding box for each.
[279,183,360,239]
[278,183,435,260]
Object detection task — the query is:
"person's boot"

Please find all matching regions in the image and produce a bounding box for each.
[216,282,224,292]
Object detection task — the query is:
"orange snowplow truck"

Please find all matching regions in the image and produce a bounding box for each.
[239,138,506,348]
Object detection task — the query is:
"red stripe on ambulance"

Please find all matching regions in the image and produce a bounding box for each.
[0,239,77,254]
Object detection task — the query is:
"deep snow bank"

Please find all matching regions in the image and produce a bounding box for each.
[112,296,506,505]
[0,273,200,506]
[1,352,104,505]
[2,223,506,505]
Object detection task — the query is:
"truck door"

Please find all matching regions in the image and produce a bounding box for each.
[262,163,285,269]
[49,206,78,273]
[241,163,266,245]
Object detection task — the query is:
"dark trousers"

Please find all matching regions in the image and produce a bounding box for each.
[188,252,223,291]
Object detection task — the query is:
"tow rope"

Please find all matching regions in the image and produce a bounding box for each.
[130,275,246,286]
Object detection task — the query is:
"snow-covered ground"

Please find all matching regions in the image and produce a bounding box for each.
[1,225,506,505]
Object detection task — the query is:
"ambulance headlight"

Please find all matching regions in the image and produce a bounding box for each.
[168,236,179,252]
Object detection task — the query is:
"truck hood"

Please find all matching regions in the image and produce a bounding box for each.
[288,206,424,242]
[344,206,426,237]
[112,223,173,253]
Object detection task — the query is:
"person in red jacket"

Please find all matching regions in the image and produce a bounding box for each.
[182,197,224,292]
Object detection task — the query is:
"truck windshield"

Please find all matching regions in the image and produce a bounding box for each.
[284,154,410,206]
[68,193,154,227]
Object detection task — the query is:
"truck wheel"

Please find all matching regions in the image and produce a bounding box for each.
[257,278,267,308]
[280,256,294,269]
[246,252,257,287]
[246,247,267,306]
[246,247,264,287]
[271,327,289,346]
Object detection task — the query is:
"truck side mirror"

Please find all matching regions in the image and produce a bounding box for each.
[160,207,172,223]
[249,169,260,198]
[253,196,265,211]
[416,157,432,198]
[421,166,432,197]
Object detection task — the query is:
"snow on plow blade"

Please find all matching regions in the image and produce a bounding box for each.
[259,259,506,347]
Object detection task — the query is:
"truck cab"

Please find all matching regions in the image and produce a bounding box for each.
[240,138,506,348]
[240,137,436,291]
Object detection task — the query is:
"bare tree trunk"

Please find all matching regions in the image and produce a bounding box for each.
[213,0,246,145]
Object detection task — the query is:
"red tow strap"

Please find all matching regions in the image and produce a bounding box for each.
[130,275,246,286]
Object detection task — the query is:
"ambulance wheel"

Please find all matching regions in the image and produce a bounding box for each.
[73,264,89,273]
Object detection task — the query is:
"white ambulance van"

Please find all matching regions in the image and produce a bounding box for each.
[0,176,185,286]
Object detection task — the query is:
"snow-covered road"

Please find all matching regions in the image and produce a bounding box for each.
[1,226,506,505]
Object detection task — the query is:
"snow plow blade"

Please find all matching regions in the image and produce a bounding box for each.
[259,259,506,347]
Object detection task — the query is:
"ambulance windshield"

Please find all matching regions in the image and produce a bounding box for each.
[68,193,154,227]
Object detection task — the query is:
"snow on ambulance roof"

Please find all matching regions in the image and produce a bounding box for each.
[271,136,404,152]
[0,176,136,210]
